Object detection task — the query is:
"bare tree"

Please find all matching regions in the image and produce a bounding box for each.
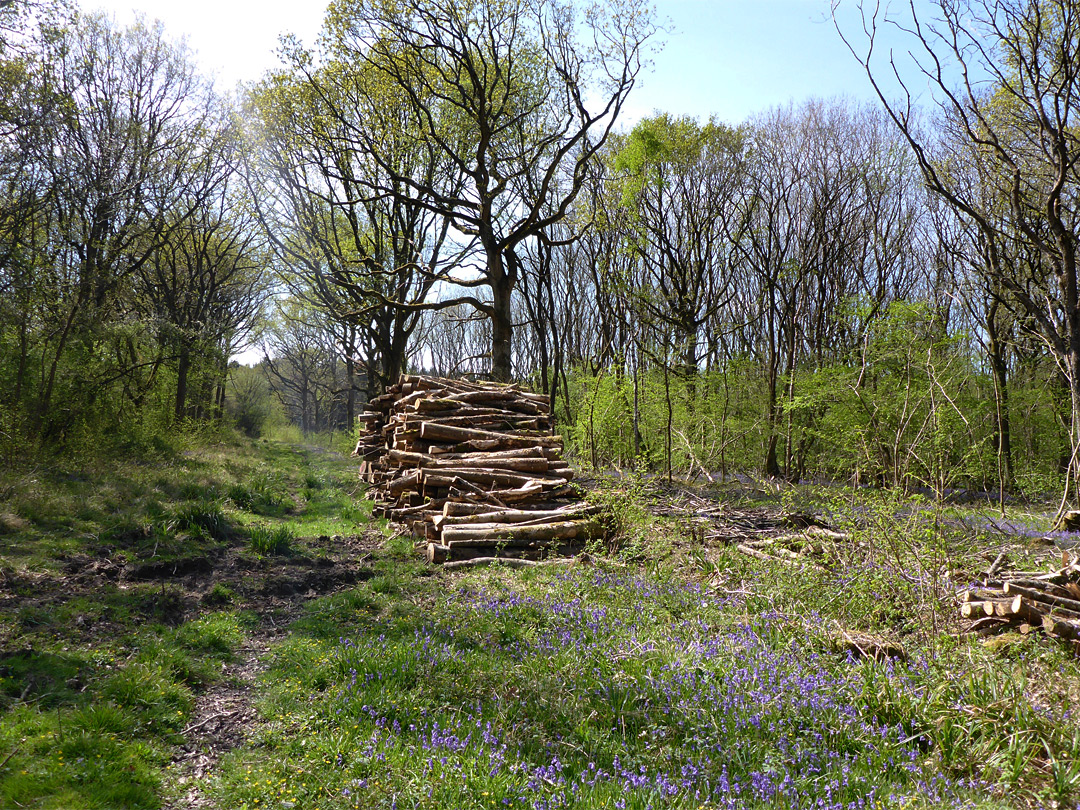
[837,0,1080,511]
[262,300,349,433]
[312,0,658,380]
[244,65,467,395]
[737,99,921,478]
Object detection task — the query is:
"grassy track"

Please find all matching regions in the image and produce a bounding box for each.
[2,436,1080,808]
[0,431,374,809]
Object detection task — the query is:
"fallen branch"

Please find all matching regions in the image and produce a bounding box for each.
[183,709,241,735]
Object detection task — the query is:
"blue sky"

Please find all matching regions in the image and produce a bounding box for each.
[628,0,881,123]
[86,0,892,126]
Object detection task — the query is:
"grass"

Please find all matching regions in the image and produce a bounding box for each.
[217,564,984,809]
[248,524,294,555]
[4,429,1080,808]
[0,429,370,809]
[210,477,1080,810]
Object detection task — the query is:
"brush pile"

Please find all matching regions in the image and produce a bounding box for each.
[959,552,1080,645]
[353,375,604,564]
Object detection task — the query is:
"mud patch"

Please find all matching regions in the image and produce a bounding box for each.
[165,640,265,810]
[258,565,368,597]
[126,556,215,580]
[150,528,386,809]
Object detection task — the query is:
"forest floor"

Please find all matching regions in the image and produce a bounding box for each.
[1,435,1080,809]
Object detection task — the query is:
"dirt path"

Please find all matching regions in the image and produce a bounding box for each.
[165,635,267,810]
[148,529,385,810]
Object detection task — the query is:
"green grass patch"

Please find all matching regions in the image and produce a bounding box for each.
[212,560,1059,809]
[0,433,370,809]
[8,430,1079,808]
[212,475,1080,810]
[248,524,294,555]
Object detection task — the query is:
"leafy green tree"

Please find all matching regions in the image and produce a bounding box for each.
[137,171,268,422]
[20,13,225,441]
[312,0,658,381]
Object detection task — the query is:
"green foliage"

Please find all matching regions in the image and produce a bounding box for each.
[226,363,275,438]
[564,301,1059,495]
[229,466,291,516]
[248,524,294,555]
[202,582,236,606]
[585,468,655,556]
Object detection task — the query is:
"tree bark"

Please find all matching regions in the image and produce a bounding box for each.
[490,250,516,382]
[175,347,191,421]
[985,299,1013,490]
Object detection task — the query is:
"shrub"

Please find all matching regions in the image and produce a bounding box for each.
[168,500,229,541]
[248,524,293,555]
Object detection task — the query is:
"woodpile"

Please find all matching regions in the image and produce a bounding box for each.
[353,375,605,564]
[959,551,1080,645]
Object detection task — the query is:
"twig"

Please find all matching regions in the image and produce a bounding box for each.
[183,709,241,735]
[736,543,825,571]
[985,549,1008,579]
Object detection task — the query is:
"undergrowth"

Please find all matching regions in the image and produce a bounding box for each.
[213,474,1080,809]
[4,432,1080,809]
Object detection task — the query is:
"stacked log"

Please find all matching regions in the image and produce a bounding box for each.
[959,553,1080,644]
[353,375,604,564]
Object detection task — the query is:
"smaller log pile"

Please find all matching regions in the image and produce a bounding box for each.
[353,375,604,564]
[732,526,845,570]
[654,491,844,568]
[959,552,1080,644]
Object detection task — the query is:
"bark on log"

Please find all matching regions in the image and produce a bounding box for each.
[993,595,1048,624]
[446,437,564,453]
[441,518,602,546]
[424,458,551,473]
[1042,614,1080,640]
[965,616,1013,636]
[387,469,422,496]
[442,502,513,517]
[449,483,575,503]
[423,468,568,489]
[433,505,599,529]
[440,541,587,558]
[445,447,550,461]
[1002,582,1080,618]
[736,543,825,570]
[419,420,559,445]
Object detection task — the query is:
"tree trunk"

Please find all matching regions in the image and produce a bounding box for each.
[387,324,408,390]
[490,248,518,382]
[345,351,356,432]
[175,347,191,421]
[986,300,1013,491]
[763,347,782,478]
[1068,346,1080,511]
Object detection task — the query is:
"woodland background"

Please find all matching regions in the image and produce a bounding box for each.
[2,0,1076,503]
